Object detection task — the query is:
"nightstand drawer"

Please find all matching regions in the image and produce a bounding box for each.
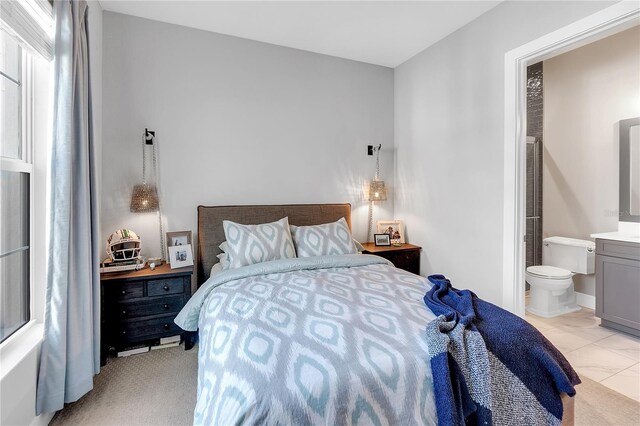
[105,281,144,300]
[148,277,183,296]
[115,295,184,319]
[114,316,182,341]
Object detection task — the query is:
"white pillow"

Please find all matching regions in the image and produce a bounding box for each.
[353,239,365,253]
[290,218,357,257]
[210,262,223,276]
[223,217,296,268]
[217,252,231,270]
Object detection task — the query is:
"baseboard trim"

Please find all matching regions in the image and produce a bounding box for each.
[30,411,54,426]
[575,292,595,310]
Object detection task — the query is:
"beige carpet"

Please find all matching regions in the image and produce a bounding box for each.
[51,345,640,425]
[50,346,198,426]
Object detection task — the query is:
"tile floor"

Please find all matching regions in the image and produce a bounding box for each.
[525,307,640,401]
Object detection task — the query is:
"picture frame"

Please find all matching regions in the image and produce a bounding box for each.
[168,244,194,269]
[374,233,391,246]
[376,220,405,244]
[166,230,192,260]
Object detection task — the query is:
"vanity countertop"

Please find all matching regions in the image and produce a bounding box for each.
[590,231,640,244]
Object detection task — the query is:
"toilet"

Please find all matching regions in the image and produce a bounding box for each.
[526,236,595,318]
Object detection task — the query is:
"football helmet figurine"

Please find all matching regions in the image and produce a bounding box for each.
[107,229,141,262]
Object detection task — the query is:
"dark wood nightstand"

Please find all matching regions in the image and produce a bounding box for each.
[361,243,422,275]
[100,263,195,364]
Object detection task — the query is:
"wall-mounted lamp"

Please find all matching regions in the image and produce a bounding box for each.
[130,128,166,260]
[130,129,159,212]
[367,144,387,241]
[130,183,159,212]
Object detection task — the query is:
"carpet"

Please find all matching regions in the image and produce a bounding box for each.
[51,345,640,425]
[50,346,198,426]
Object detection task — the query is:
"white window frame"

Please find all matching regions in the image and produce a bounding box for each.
[0,44,36,345]
[0,0,52,369]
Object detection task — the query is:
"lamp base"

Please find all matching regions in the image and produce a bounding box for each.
[367,200,374,243]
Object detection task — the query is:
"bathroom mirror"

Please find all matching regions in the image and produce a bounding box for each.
[619,117,640,222]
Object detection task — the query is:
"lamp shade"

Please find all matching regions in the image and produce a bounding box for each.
[368,180,387,201]
[130,183,159,212]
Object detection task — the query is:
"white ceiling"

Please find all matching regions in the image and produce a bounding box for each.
[99,1,502,67]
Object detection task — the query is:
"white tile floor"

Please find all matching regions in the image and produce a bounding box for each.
[525,307,640,401]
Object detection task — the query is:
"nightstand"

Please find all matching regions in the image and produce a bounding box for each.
[361,243,422,275]
[100,263,195,364]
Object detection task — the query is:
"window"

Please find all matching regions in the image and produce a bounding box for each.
[0,30,31,343]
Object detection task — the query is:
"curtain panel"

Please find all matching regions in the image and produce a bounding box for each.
[36,0,100,415]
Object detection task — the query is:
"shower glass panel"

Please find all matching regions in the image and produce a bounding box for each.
[526,61,543,276]
[526,138,542,268]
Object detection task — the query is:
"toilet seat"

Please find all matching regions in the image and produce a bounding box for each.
[526,265,572,280]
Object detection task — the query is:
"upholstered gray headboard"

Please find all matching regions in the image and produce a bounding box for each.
[196,203,352,286]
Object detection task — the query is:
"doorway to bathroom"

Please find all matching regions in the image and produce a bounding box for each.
[501,1,639,316]
[504,2,640,402]
[524,24,639,316]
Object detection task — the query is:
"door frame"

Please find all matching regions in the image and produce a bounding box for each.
[502,2,640,316]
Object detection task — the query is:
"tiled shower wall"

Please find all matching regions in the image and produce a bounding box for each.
[526,62,543,270]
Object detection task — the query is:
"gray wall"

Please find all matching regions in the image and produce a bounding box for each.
[543,26,640,297]
[393,1,614,304]
[102,12,394,259]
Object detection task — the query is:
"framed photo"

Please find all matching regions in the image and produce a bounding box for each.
[166,230,192,260]
[374,233,391,246]
[377,220,405,244]
[168,244,194,269]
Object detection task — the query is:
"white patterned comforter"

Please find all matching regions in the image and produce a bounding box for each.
[175,254,438,425]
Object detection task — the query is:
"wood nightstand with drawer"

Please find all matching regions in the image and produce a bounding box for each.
[100,263,195,364]
[361,243,422,275]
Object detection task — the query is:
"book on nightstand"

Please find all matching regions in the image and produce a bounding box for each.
[100,258,147,273]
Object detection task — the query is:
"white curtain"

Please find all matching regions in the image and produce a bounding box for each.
[36,0,100,414]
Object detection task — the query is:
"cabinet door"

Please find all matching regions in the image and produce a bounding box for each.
[596,254,640,330]
[391,250,420,275]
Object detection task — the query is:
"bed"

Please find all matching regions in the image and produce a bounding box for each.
[175,203,576,425]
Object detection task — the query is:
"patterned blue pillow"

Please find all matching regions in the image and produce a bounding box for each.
[222,217,296,268]
[290,217,357,257]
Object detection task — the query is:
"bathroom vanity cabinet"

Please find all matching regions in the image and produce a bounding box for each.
[595,238,640,337]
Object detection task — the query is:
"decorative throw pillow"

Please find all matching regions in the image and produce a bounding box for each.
[222,217,296,268]
[290,217,357,257]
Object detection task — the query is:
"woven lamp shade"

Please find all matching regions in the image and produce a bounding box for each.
[368,180,387,201]
[130,183,159,212]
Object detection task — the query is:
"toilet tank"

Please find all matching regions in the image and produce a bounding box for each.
[542,237,595,274]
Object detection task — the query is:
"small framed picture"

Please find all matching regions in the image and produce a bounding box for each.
[374,233,391,246]
[168,244,194,269]
[377,220,405,244]
[166,230,192,260]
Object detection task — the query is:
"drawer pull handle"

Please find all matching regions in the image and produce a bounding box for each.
[122,310,126,315]
[163,285,170,291]
[121,290,126,295]
[164,304,169,310]
[122,330,126,335]
[163,324,170,330]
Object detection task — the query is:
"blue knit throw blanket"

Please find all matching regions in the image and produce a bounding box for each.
[423,275,580,426]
